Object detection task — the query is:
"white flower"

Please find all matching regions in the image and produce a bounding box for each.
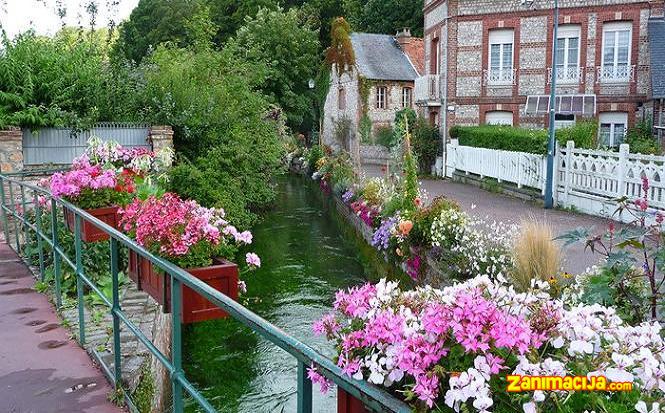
[604,367,634,383]
[635,401,660,413]
[522,401,537,413]
[568,340,594,356]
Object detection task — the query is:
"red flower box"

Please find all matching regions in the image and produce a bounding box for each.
[137,255,239,324]
[64,205,119,242]
[338,388,368,413]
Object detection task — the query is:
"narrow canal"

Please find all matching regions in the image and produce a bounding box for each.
[183,175,371,412]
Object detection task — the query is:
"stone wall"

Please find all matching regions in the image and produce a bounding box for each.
[0,127,23,173]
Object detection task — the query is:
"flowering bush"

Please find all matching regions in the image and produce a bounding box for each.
[431,209,516,280]
[119,193,259,269]
[314,275,665,412]
[82,136,173,176]
[49,161,135,209]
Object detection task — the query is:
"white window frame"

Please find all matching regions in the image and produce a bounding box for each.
[488,29,515,85]
[598,112,628,147]
[401,87,413,108]
[376,86,387,109]
[485,111,514,126]
[555,25,581,84]
[600,22,632,82]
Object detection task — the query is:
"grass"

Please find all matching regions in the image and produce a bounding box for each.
[511,220,562,293]
[480,177,502,194]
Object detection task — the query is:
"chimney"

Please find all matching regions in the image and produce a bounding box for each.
[396,28,412,48]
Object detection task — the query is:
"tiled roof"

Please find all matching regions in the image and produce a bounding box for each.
[649,19,665,99]
[351,33,420,81]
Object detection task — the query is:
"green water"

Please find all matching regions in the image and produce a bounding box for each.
[183,175,371,412]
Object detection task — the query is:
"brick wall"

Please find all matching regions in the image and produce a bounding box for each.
[419,0,664,139]
[0,128,23,173]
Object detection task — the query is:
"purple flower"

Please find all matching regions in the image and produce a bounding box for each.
[246,252,261,268]
[342,190,354,204]
[372,217,397,251]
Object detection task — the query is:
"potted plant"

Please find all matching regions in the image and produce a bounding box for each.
[119,193,259,323]
[49,160,135,242]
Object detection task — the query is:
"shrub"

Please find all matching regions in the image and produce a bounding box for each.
[409,196,459,248]
[375,125,395,148]
[450,125,548,154]
[556,119,597,149]
[625,121,661,155]
[511,221,562,294]
[359,115,373,144]
[411,117,440,174]
[307,144,325,170]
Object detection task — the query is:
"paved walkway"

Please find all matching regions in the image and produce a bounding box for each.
[0,242,123,413]
[363,165,617,274]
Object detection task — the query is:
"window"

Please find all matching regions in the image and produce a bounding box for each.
[600,22,632,81]
[430,37,440,74]
[429,111,439,126]
[488,29,514,84]
[554,25,581,83]
[338,87,346,110]
[554,114,576,130]
[599,112,628,147]
[376,86,387,109]
[485,111,513,126]
[402,87,413,108]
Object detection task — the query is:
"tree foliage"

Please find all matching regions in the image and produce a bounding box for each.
[229,7,320,130]
[344,0,424,37]
[139,46,285,227]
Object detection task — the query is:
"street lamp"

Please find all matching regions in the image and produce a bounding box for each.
[523,0,558,209]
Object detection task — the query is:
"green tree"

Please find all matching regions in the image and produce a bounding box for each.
[228,7,320,131]
[206,0,277,45]
[139,45,284,227]
[348,0,424,37]
[114,0,210,63]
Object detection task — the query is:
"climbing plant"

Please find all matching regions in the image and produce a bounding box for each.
[325,17,355,78]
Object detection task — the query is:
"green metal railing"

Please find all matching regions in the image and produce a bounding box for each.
[0,172,411,413]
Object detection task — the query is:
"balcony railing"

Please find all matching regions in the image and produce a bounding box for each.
[414,74,440,104]
[483,68,516,86]
[547,66,584,85]
[596,65,635,83]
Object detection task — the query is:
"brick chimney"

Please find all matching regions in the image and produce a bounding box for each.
[396,28,412,48]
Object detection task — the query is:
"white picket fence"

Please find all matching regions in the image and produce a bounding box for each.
[446,140,665,223]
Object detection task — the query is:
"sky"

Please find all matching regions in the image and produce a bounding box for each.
[1,0,139,38]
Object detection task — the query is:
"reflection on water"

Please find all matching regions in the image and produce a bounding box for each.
[184,175,370,412]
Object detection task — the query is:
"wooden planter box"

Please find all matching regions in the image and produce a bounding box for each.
[127,249,142,290]
[64,205,119,243]
[137,255,239,324]
[338,388,368,413]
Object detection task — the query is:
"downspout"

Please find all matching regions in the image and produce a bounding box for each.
[441,13,449,177]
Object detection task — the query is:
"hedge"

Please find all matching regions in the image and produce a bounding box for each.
[450,125,548,154]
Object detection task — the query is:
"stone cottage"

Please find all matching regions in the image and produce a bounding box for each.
[321,29,424,163]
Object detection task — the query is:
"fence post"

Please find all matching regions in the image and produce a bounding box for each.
[517,153,523,189]
[110,238,122,387]
[617,143,629,198]
[50,199,62,308]
[564,141,574,204]
[552,141,560,205]
[32,193,45,280]
[0,177,8,242]
[171,273,184,413]
[496,150,502,183]
[75,215,86,345]
[297,360,313,413]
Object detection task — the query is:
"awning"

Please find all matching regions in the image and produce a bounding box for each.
[525,94,596,116]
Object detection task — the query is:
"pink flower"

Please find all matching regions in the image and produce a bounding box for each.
[245,252,261,268]
[307,364,332,394]
[238,280,247,294]
[413,374,439,408]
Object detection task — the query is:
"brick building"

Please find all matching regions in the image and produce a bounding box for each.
[416,0,665,149]
[322,30,424,156]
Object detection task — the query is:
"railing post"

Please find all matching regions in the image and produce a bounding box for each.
[565,141,574,204]
[32,193,45,280]
[617,143,629,197]
[50,199,62,308]
[75,215,86,345]
[171,273,184,413]
[20,186,29,248]
[110,238,122,388]
[297,360,313,413]
[0,177,9,243]
[8,182,20,252]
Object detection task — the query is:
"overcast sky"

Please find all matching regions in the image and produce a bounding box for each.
[1,0,139,38]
